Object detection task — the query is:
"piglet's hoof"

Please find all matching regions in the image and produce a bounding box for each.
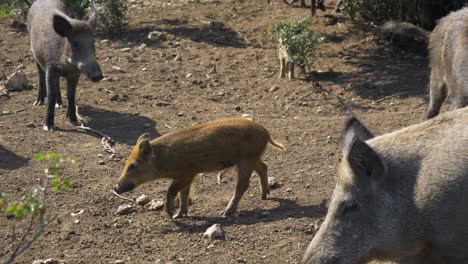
[43,124,55,131]
[172,212,187,219]
[33,100,44,106]
[219,210,233,218]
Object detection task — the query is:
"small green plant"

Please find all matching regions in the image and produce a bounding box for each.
[1,152,75,264]
[272,17,325,73]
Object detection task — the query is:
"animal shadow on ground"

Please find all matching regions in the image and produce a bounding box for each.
[165,197,327,234]
[75,105,160,146]
[0,146,29,170]
[109,18,250,49]
[314,45,429,101]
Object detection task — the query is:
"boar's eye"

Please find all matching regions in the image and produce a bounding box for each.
[342,202,359,216]
[129,162,139,170]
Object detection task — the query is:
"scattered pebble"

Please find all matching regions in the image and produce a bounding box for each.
[185,73,192,78]
[144,200,164,211]
[136,194,150,206]
[32,259,67,264]
[115,204,137,215]
[26,122,35,128]
[269,85,279,93]
[203,224,226,240]
[234,105,241,111]
[98,160,105,165]
[97,154,103,158]
[120,47,131,52]
[112,65,125,73]
[268,177,281,189]
[114,260,125,264]
[6,70,29,91]
[71,210,84,217]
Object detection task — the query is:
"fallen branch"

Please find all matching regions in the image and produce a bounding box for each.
[111,190,134,202]
[375,92,407,103]
[1,105,32,116]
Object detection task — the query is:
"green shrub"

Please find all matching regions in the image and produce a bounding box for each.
[272,17,325,72]
[1,152,75,264]
[96,0,128,35]
[1,0,128,35]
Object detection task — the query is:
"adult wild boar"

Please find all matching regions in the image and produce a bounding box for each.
[27,0,103,131]
[303,107,468,263]
[114,118,285,218]
[383,8,468,119]
[426,7,468,118]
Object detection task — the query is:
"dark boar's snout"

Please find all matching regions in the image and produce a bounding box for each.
[113,182,134,194]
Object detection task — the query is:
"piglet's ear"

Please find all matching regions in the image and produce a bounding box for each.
[137,133,152,156]
[53,12,72,37]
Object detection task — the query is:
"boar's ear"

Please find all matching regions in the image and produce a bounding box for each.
[347,138,385,184]
[87,5,99,31]
[137,133,152,156]
[53,12,72,37]
[341,117,374,157]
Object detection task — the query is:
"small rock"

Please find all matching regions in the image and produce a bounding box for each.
[32,259,67,264]
[109,94,119,101]
[71,209,84,217]
[120,47,131,52]
[185,73,192,78]
[26,122,35,128]
[136,194,150,206]
[241,113,252,120]
[74,219,80,224]
[147,30,166,41]
[112,65,125,73]
[234,105,241,111]
[16,64,25,70]
[98,160,105,165]
[268,177,281,189]
[176,112,184,117]
[100,39,109,44]
[136,43,146,51]
[115,204,137,215]
[236,258,247,263]
[203,224,226,240]
[269,85,279,93]
[144,200,164,211]
[97,154,103,158]
[286,187,292,193]
[114,260,125,264]
[6,70,29,91]
[142,67,147,71]
[174,54,182,61]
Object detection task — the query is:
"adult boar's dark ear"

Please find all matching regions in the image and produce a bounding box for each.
[53,11,72,37]
[341,117,374,157]
[137,133,152,156]
[346,138,385,184]
[87,5,99,31]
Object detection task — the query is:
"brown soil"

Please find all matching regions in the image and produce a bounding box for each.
[0,0,437,263]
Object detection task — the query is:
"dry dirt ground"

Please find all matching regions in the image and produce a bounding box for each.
[0,0,440,263]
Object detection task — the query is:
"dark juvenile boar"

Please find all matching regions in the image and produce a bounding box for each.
[426,7,468,118]
[114,118,285,218]
[303,107,468,263]
[27,0,103,131]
